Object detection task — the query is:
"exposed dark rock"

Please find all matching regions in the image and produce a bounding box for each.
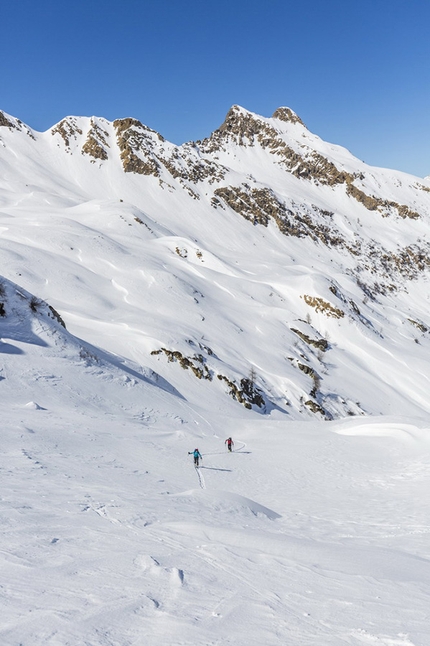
[407,318,428,333]
[150,346,265,409]
[346,182,420,219]
[272,107,306,126]
[82,120,110,161]
[51,118,83,150]
[291,328,328,351]
[297,362,316,377]
[114,118,161,176]
[48,305,66,328]
[151,348,212,380]
[0,111,15,129]
[415,183,430,193]
[213,186,271,226]
[217,374,265,409]
[305,400,327,416]
[303,295,345,319]
[29,296,42,312]
[160,146,226,185]
[82,135,108,160]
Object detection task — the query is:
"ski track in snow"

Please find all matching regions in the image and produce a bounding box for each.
[195,464,206,489]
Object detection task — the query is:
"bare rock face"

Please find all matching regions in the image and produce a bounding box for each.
[0,111,15,129]
[112,117,227,193]
[200,106,352,186]
[213,185,274,226]
[51,118,83,152]
[113,118,162,176]
[200,105,270,150]
[81,119,110,161]
[272,106,306,126]
[160,145,226,186]
[0,111,36,140]
[345,182,420,219]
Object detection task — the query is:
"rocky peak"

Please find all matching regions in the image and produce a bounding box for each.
[198,105,276,153]
[203,105,306,151]
[113,117,164,176]
[215,105,267,142]
[272,107,306,127]
[0,111,36,140]
[51,117,84,151]
[199,106,422,219]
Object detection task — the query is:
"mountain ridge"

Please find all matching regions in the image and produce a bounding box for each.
[1,105,430,420]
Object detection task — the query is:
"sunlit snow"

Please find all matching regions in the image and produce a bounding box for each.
[1,107,430,645]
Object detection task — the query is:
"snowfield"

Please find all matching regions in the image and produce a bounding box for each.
[3,389,430,645]
[1,106,430,645]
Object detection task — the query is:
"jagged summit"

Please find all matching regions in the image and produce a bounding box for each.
[214,104,306,133]
[0,109,36,139]
[200,104,307,150]
[213,105,262,142]
[271,106,306,126]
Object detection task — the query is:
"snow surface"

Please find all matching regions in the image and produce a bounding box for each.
[1,107,430,645]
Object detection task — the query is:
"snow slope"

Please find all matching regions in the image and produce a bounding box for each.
[1,106,430,645]
[2,337,430,645]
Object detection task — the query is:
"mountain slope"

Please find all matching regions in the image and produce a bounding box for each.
[2,107,430,646]
[1,105,430,420]
[0,276,183,417]
[2,276,430,646]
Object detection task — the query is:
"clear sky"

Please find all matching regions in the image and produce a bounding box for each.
[1,0,429,177]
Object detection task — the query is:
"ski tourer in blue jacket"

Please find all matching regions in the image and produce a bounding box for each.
[189,448,202,467]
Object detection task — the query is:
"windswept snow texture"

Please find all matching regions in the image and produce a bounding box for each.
[1,106,430,644]
[2,400,430,645]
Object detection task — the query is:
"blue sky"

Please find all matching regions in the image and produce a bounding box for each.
[2,0,429,176]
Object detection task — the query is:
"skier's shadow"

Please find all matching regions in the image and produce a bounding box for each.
[200,466,232,472]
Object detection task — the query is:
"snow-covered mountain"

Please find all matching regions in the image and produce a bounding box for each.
[1,105,430,419]
[1,106,430,645]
